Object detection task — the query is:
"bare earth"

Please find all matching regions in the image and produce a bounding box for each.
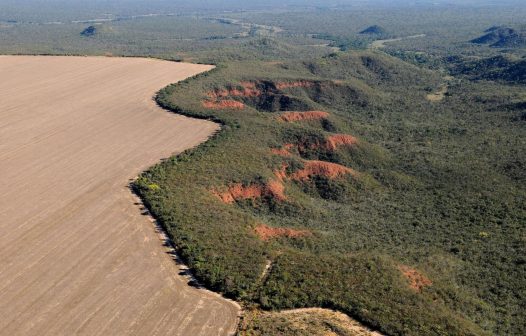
[279,309,384,336]
[0,56,239,335]
[239,308,385,336]
[370,34,426,49]
[426,75,454,102]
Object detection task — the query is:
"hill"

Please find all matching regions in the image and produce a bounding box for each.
[359,25,390,38]
[359,25,388,36]
[135,50,525,336]
[471,26,526,48]
[450,54,526,83]
[80,24,114,38]
[80,25,97,37]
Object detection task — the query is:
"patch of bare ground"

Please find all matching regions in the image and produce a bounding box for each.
[275,80,315,90]
[369,34,426,49]
[212,179,286,204]
[426,75,454,102]
[271,134,358,157]
[273,160,356,183]
[278,111,330,122]
[0,56,239,336]
[290,160,358,181]
[207,82,262,99]
[325,134,359,150]
[258,259,273,282]
[398,265,432,292]
[426,84,448,102]
[239,308,384,336]
[202,99,245,110]
[254,224,312,241]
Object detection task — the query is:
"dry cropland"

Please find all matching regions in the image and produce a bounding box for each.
[0,56,239,335]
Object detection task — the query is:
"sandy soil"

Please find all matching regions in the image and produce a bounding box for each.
[426,76,453,102]
[280,308,384,335]
[240,308,385,335]
[370,34,426,49]
[0,56,239,336]
[426,84,448,102]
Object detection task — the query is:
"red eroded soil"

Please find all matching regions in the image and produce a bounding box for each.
[207,82,261,99]
[275,80,315,90]
[398,265,432,292]
[278,111,330,122]
[273,163,289,181]
[271,134,357,157]
[290,160,356,181]
[202,100,245,110]
[240,81,258,90]
[325,134,358,150]
[213,179,286,204]
[267,179,287,201]
[255,224,311,241]
[214,184,263,204]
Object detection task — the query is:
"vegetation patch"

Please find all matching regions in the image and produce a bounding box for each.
[471,26,526,48]
[254,224,312,241]
[359,25,389,37]
[80,25,97,37]
[136,47,524,336]
[270,144,295,157]
[449,54,526,84]
[275,80,316,90]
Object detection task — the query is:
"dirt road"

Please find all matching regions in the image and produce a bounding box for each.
[0,56,239,335]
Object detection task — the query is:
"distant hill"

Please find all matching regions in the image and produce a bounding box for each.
[359,25,387,36]
[450,54,526,84]
[471,26,526,48]
[484,25,505,33]
[80,25,97,37]
[80,24,113,38]
[486,58,526,82]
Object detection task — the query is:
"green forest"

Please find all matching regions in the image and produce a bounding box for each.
[135,47,525,336]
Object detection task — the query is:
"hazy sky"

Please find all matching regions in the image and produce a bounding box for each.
[0,0,523,23]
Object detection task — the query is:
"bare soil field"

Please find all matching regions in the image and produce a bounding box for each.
[0,56,239,336]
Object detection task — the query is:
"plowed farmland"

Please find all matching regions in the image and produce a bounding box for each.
[0,56,238,336]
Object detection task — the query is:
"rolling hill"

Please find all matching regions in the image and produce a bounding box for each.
[135,50,525,335]
[471,26,526,48]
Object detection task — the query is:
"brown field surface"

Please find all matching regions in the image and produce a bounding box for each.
[0,56,239,336]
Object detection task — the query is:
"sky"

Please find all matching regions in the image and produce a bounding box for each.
[0,0,523,23]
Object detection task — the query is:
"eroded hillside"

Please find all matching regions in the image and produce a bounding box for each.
[135,51,525,336]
